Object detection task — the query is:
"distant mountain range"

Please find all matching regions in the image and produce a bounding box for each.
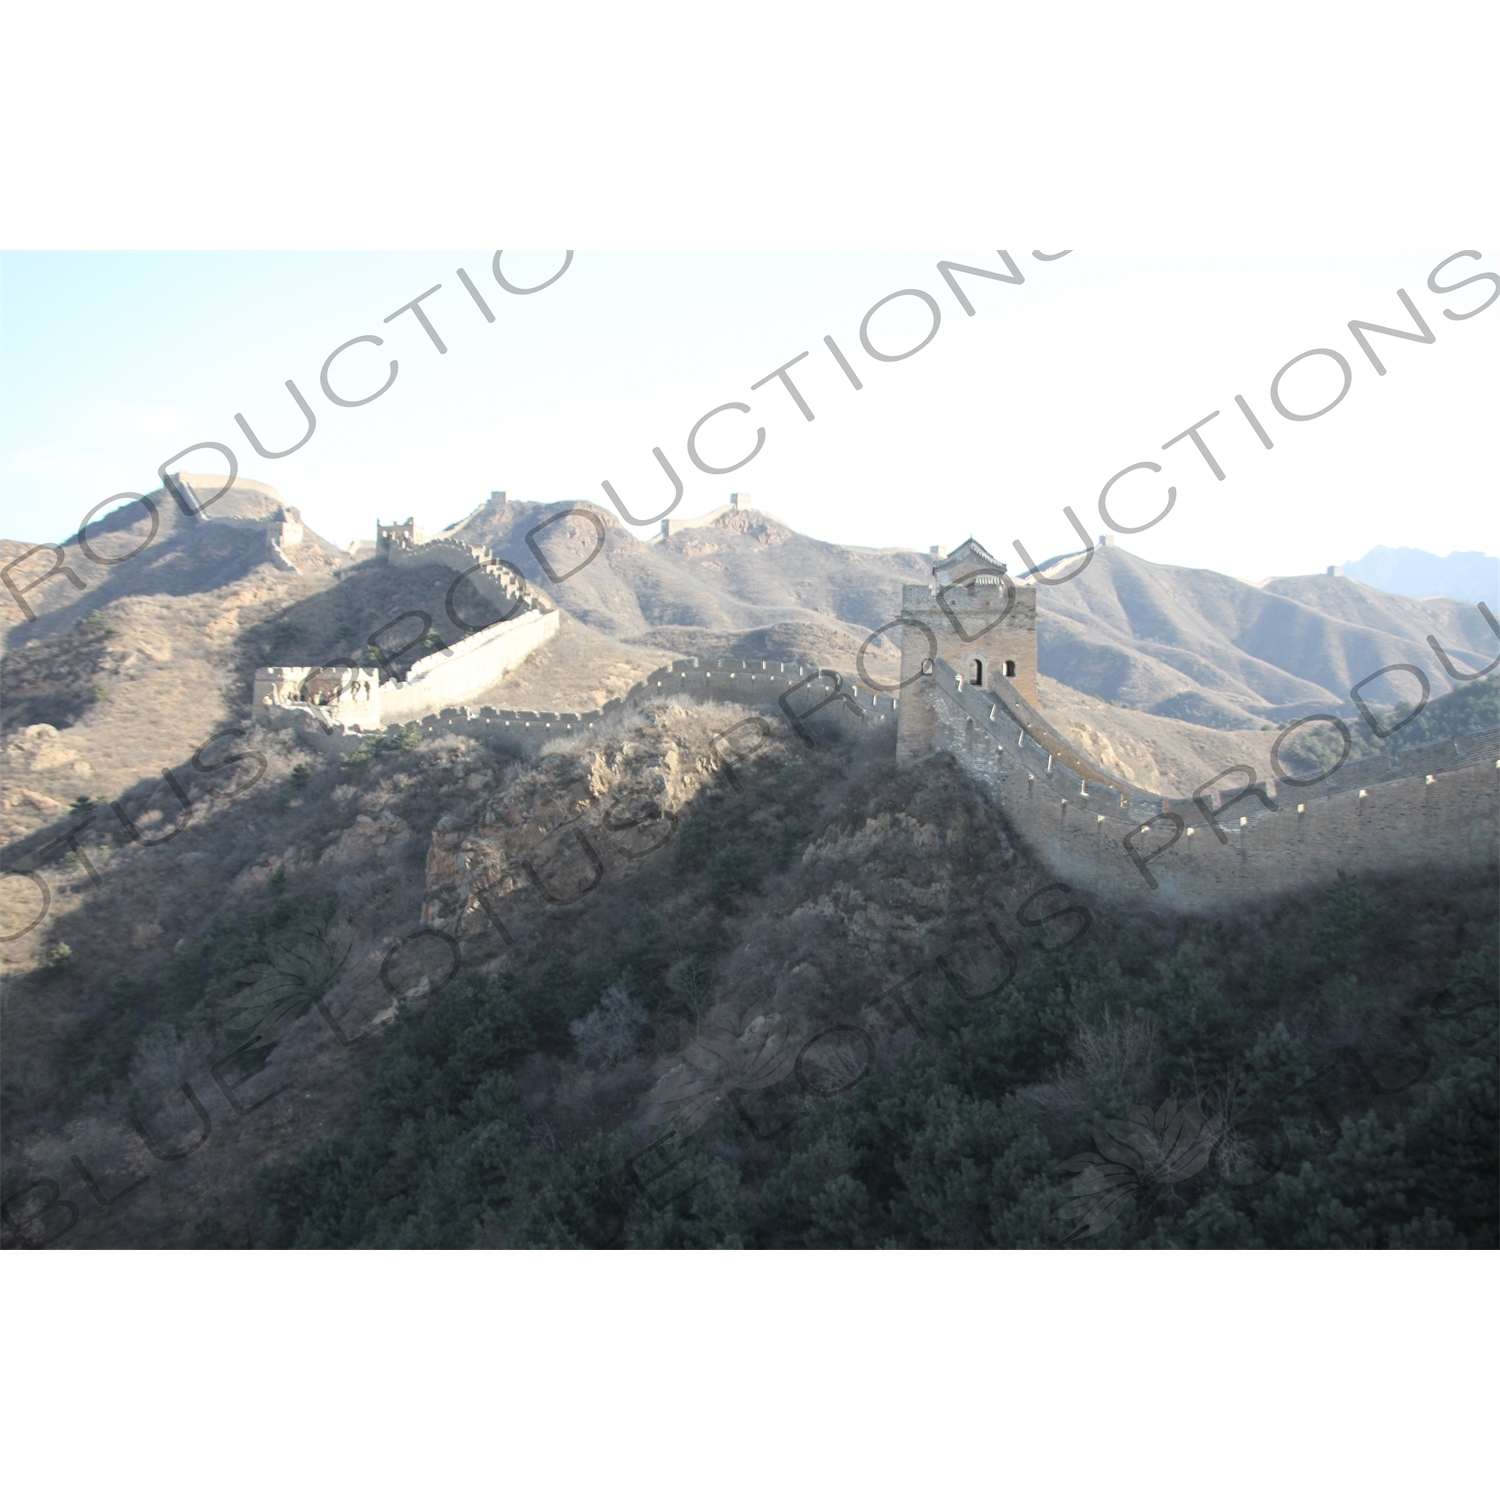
[1342,546,1499,605]
[1036,548,1497,728]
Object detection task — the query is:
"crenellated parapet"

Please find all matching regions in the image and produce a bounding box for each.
[257,526,562,730]
[271,658,899,761]
[923,655,1499,911]
[381,531,553,619]
[255,608,561,732]
[891,536,1497,908]
[254,664,381,729]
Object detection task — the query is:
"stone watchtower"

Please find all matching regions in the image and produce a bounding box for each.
[896,538,1037,765]
[376,517,427,558]
[269,505,303,548]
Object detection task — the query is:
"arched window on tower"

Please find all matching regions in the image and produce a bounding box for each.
[1004,660,1017,678]
[969,659,983,686]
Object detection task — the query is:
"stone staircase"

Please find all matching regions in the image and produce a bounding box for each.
[385,534,551,620]
[932,658,1141,797]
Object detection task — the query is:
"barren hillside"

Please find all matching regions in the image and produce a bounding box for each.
[443,493,933,645]
[1035,545,1497,727]
[0,500,511,857]
[1034,677,1282,796]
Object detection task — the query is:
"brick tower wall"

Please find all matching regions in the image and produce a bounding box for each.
[897,579,1037,764]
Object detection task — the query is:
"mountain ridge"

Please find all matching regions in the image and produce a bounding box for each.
[1342,544,1500,604]
[5,486,1497,750]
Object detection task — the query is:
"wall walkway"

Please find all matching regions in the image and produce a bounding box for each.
[385,534,549,617]
[925,658,1499,912]
[274,657,899,759]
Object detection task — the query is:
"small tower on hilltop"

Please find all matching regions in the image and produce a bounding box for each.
[896,537,1038,765]
[376,517,427,559]
[269,505,303,549]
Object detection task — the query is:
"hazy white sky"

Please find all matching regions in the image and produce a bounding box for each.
[3,248,1495,581]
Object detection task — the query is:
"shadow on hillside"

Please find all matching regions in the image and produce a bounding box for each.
[4,524,278,652]
[228,559,508,693]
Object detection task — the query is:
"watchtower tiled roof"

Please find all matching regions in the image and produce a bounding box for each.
[933,538,1007,586]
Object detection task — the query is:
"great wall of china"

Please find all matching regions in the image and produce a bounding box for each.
[254,519,899,753]
[255,527,1498,913]
[895,540,1499,911]
[920,656,1498,912]
[266,652,898,756]
[253,516,560,730]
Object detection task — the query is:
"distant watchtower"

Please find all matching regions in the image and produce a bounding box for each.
[896,537,1038,765]
[376,517,427,559]
[269,505,303,549]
